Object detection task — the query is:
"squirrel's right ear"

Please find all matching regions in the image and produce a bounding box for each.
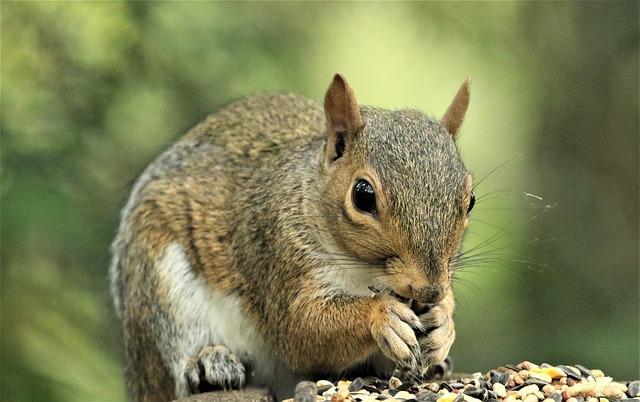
[441,78,471,139]
[324,74,363,162]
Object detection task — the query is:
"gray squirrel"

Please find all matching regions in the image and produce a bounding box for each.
[110,73,473,401]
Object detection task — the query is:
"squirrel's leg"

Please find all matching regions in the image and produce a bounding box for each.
[272,286,424,375]
[183,345,246,393]
[112,243,175,402]
[360,289,456,380]
[117,241,248,400]
[415,287,456,371]
[149,243,249,397]
[121,307,175,402]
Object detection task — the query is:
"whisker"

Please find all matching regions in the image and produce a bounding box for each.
[472,159,512,191]
[452,276,481,292]
[455,237,558,264]
[456,216,516,258]
[528,203,558,222]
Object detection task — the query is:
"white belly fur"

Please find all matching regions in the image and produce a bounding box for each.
[156,243,301,398]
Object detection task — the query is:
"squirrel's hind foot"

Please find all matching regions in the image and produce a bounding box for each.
[183,345,246,394]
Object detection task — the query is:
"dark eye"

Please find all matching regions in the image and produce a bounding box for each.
[467,192,475,214]
[352,179,376,214]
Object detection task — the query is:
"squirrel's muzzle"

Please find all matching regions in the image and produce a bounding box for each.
[412,284,446,305]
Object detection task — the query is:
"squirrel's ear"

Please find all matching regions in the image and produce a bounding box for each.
[324,74,363,137]
[441,78,471,139]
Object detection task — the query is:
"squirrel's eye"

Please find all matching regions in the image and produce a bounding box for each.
[352,179,376,214]
[467,192,475,214]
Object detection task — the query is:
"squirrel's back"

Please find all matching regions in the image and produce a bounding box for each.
[133,92,324,186]
[111,92,325,316]
[192,93,325,157]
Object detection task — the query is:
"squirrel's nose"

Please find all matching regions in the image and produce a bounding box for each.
[411,285,446,304]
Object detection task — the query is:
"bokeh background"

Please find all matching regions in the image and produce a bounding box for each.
[2,2,638,401]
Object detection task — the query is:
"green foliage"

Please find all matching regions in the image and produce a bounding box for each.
[1,2,638,401]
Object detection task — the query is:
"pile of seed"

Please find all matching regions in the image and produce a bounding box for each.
[286,361,640,402]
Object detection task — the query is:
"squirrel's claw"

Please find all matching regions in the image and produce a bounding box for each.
[181,345,246,394]
[416,304,455,371]
[183,357,201,394]
[370,297,422,371]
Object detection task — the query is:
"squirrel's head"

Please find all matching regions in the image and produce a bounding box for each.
[317,74,473,305]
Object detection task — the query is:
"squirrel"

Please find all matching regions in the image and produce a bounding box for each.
[110,73,474,402]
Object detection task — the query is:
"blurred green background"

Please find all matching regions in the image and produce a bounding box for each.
[1,2,638,401]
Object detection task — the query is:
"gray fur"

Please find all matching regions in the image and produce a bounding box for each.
[110,84,471,402]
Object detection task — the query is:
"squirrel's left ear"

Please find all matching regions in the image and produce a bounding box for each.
[324,74,363,138]
[323,74,363,164]
[441,78,471,139]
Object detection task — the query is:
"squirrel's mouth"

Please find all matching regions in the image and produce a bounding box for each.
[410,299,434,315]
[368,285,434,315]
[390,290,411,303]
[367,285,411,303]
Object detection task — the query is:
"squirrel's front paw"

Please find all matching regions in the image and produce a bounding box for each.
[416,303,455,370]
[370,297,424,371]
[182,345,246,393]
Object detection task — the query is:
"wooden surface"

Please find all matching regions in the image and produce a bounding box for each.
[172,388,275,402]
